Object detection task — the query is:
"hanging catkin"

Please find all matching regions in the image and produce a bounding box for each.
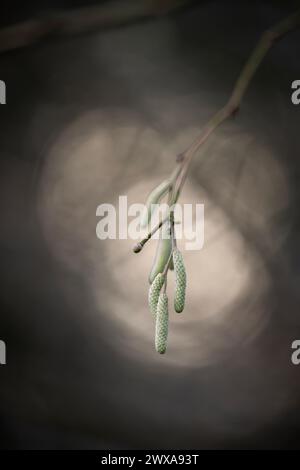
[148,273,165,316]
[173,248,186,313]
[155,293,169,354]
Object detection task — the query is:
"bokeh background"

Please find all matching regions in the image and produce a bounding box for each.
[0,0,300,449]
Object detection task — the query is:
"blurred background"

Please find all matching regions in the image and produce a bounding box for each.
[0,0,300,450]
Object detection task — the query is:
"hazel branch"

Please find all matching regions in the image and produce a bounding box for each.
[134,9,300,254]
[177,9,300,172]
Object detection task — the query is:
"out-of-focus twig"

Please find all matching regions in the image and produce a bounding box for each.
[0,0,191,53]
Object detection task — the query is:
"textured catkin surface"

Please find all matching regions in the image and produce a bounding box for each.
[173,249,186,313]
[155,293,169,354]
[148,273,165,316]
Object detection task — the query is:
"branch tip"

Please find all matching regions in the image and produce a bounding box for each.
[133,242,143,253]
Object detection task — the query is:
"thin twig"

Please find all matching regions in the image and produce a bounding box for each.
[170,209,177,250]
[133,9,300,253]
[178,9,300,169]
[0,0,191,53]
[133,168,179,252]
[133,212,169,253]
[161,209,176,280]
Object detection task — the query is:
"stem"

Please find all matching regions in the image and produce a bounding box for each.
[229,10,300,109]
[133,170,180,253]
[133,9,300,253]
[163,275,168,294]
[163,250,173,276]
[162,210,176,278]
[0,0,191,53]
[178,9,300,173]
[134,207,168,254]
[133,216,167,252]
[170,209,177,250]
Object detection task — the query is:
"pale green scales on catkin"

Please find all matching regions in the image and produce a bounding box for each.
[148,273,165,316]
[173,248,186,313]
[155,293,169,354]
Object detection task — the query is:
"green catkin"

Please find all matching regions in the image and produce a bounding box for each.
[155,293,169,354]
[140,179,171,228]
[149,221,172,284]
[173,248,186,313]
[148,273,165,316]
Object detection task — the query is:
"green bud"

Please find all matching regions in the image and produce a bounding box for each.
[173,248,186,313]
[155,293,169,354]
[148,273,165,316]
[149,221,172,284]
[140,179,171,228]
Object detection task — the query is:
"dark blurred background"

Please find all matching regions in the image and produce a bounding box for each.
[0,0,300,450]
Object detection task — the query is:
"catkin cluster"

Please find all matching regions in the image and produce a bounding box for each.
[141,179,188,354]
[148,245,187,354]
